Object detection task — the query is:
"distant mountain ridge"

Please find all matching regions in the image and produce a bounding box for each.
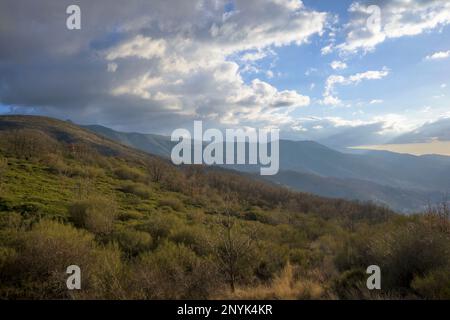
[390,117,450,144]
[84,124,450,212]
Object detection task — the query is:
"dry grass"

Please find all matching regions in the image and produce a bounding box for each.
[218,262,326,300]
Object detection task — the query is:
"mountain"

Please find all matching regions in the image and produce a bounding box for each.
[390,117,450,143]
[85,124,450,212]
[263,170,443,212]
[82,124,174,158]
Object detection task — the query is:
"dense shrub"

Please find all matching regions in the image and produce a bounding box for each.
[411,268,450,299]
[113,229,153,257]
[137,213,183,244]
[158,198,184,211]
[335,217,450,298]
[114,165,147,182]
[170,225,210,256]
[69,197,117,235]
[0,220,96,299]
[130,242,218,299]
[119,182,151,199]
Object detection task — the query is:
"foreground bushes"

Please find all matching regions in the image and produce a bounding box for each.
[334,215,450,299]
[0,220,98,299]
[69,197,117,235]
[130,242,218,299]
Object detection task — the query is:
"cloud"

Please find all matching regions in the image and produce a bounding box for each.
[321,44,333,55]
[322,68,389,105]
[337,0,450,54]
[330,60,347,70]
[370,99,383,104]
[0,0,327,133]
[425,50,450,60]
[106,35,166,60]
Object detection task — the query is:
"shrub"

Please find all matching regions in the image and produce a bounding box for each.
[113,229,153,257]
[114,165,147,182]
[377,222,450,291]
[0,220,96,299]
[130,242,218,299]
[335,218,450,298]
[170,225,210,256]
[411,268,450,299]
[158,198,184,211]
[0,157,8,180]
[43,154,70,175]
[0,246,17,272]
[253,241,289,281]
[82,244,126,299]
[333,268,367,299]
[119,182,151,199]
[137,213,183,243]
[69,197,117,235]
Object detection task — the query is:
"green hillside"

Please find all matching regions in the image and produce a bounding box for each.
[0,115,449,299]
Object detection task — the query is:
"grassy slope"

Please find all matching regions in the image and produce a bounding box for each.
[0,115,449,300]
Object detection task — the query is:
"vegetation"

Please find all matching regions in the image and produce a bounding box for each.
[0,115,449,299]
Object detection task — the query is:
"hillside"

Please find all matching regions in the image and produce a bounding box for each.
[264,170,443,213]
[0,115,449,300]
[85,125,450,212]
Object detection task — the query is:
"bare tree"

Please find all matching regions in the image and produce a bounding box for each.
[212,194,255,293]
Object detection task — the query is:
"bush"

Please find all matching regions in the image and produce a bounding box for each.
[114,165,147,182]
[158,198,184,211]
[130,242,218,299]
[170,225,210,256]
[377,222,450,291]
[335,218,450,298]
[411,268,450,299]
[113,229,153,257]
[137,213,183,244]
[0,220,97,299]
[333,268,367,299]
[119,182,151,199]
[69,197,117,235]
[82,244,126,299]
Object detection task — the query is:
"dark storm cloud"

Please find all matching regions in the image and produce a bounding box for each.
[0,0,326,134]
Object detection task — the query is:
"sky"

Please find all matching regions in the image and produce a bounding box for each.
[0,0,449,147]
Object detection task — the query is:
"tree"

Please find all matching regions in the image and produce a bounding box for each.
[212,195,255,292]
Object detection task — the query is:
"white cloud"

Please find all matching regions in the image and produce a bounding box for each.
[330,60,348,70]
[321,44,333,55]
[337,0,450,54]
[370,99,383,104]
[106,35,166,60]
[426,50,450,60]
[241,51,267,62]
[322,68,390,105]
[441,83,448,88]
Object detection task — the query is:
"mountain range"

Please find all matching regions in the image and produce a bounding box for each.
[83,124,450,212]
